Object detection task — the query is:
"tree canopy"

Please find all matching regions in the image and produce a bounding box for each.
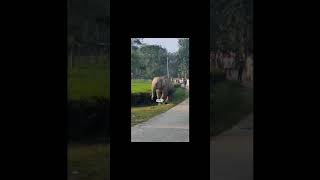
[210,0,253,56]
[68,0,110,55]
[131,39,189,79]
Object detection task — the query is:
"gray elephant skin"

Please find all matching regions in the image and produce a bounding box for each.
[151,76,173,103]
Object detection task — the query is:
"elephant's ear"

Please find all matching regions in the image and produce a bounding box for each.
[156,78,161,88]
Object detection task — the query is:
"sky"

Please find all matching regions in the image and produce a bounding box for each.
[142,38,179,53]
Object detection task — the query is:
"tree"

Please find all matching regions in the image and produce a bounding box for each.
[131,43,170,79]
[130,39,191,80]
[68,0,110,57]
[210,0,253,59]
[177,38,189,78]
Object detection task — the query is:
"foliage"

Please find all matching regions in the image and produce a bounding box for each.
[68,0,109,56]
[68,58,109,101]
[177,38,189,78]
[68,144,110,180]
[68,98,110,142]
[211,0,253,56]
[210,67,225,84]
[131,38,189,79]
[210,81,253,136]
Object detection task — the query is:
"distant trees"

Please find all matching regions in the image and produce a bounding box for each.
[131,39,189,79]
[210,0,253,57]
[68,0,110,57]
[131,42,168,79]
[177,38,189,79]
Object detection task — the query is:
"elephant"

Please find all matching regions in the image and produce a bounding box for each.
[151,76,173,103]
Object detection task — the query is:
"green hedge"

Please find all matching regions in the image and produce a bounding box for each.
[131,92,153,106]
[68,97,109,142]
[131,88,176,106]
[210,68,225,84]
[210,81,253,136]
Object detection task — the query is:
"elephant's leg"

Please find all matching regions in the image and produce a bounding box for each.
[162,90,168,103]
[156,89,161,99]
[164,96,169,103]
[151,92,154,101]
[151,88,154,100]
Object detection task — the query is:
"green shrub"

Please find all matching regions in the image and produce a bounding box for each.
[174,84,181,88]
[68,98,110,142]
[210,67,225,84]
[131,92,153,106]
[210,81,253,136]
[131,87,178,106]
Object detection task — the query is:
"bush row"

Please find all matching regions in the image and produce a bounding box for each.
[68,97,110,142]
[210,67,225,85]
[131,88,176,106]
[131,92,154,106]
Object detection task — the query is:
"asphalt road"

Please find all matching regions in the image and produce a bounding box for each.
[131,98,189,142]
[210,113,253,180]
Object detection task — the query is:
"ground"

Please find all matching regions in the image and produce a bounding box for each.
[131,87,187,126]
[210,113,253,180]
[210,70,253,180]
[131,98,189,142]
[68,143,110,180]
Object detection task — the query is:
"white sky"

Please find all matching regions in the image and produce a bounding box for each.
[141,38,179,53]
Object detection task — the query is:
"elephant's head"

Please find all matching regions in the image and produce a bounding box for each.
[151,76,170,101]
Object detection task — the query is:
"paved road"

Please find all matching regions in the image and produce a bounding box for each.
[131,98,189,142]
[210,113,253,180]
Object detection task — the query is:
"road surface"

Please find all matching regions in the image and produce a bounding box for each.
[131,98,189,142]
[210,113,253,180]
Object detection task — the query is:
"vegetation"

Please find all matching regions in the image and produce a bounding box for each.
[131,79,151,94]
[68,0,110,142]
[68,1,110,179]
[177,38,189,78]
[68,0,110,55]
[68,144,110,180]
[210,67,225,84]
[210,0,254,136]
[210,0,253,55]
[68,98,109,142]
[210,81,253,136]
[131,79,152,106]
[68,58,109,101]
[131,38,189,79]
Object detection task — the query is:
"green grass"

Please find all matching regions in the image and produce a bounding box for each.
[131,87,188,126]
[131,79,151,94]
[68,143,110,180]
[210,80,253,136]
[68,59,110,101]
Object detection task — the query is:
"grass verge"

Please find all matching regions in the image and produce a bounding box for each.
[131,79,151,94]
[68,61,109,101]
[131,87,188,126]
[68,143,110,180]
